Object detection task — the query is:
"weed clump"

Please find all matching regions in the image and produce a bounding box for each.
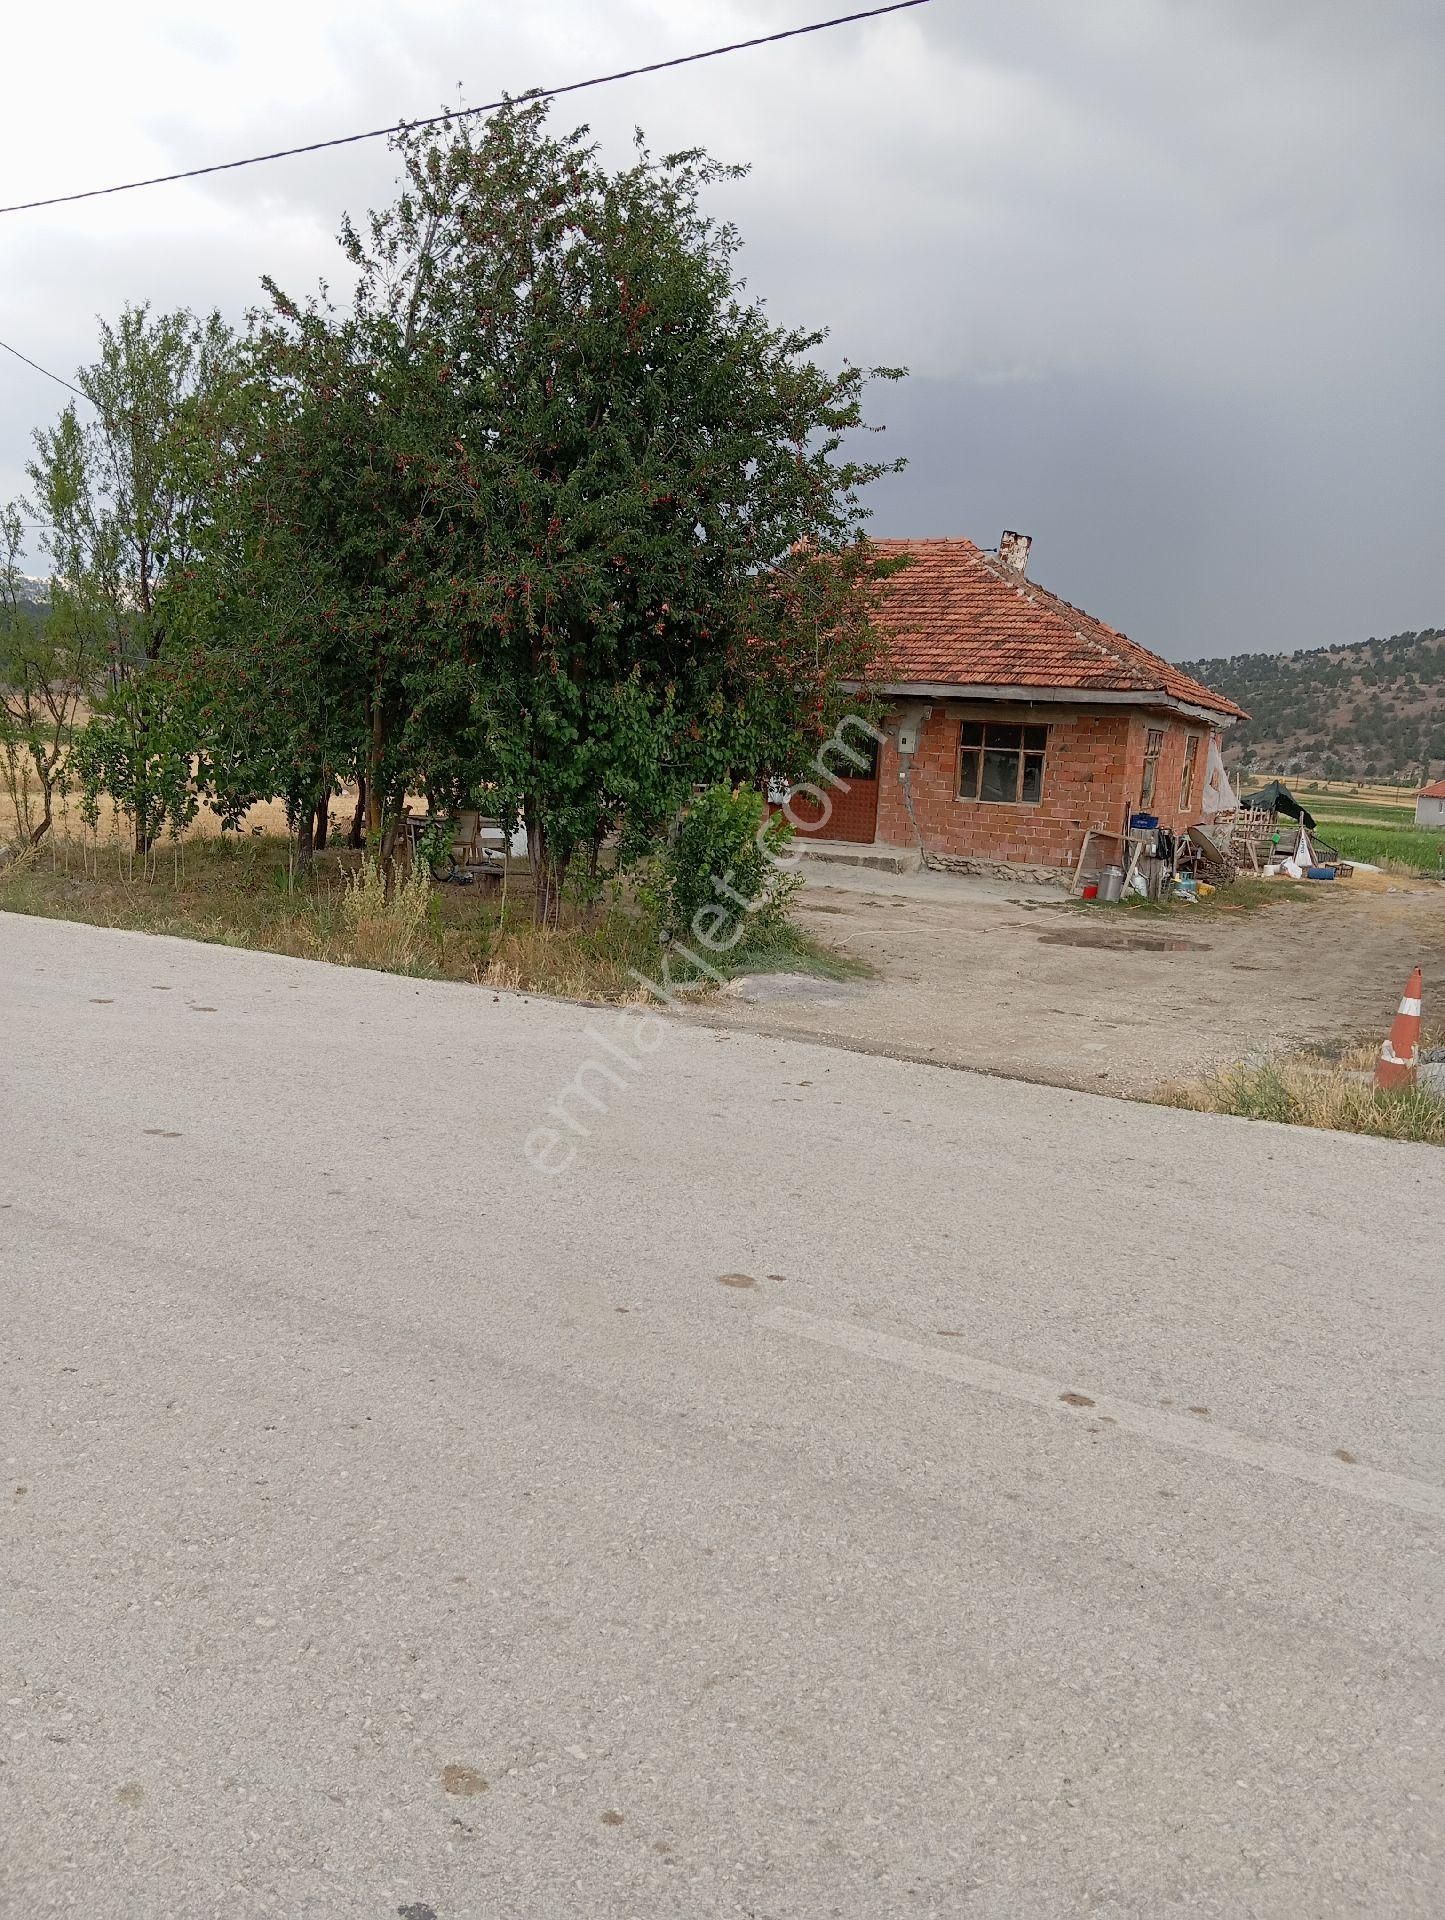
[340,854,434,973]
[1162,1059,1445,1145]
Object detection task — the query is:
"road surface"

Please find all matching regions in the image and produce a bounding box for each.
[3,911,1442,1917]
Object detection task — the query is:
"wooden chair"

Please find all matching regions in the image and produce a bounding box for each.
[449,810,508,879]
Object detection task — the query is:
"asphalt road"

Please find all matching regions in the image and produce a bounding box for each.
[3,910,1442,1919]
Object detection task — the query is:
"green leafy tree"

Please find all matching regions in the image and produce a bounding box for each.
[184,293,438,867]
[215,104,903,917]
[28,305,239,852]
[0,502,95,847]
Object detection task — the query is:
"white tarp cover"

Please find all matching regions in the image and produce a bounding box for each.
[1201,736,1237,815]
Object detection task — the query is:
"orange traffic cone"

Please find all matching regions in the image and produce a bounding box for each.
[1374,965,1422,1091]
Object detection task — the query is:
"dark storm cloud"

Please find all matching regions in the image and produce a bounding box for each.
[2,0,1440,653]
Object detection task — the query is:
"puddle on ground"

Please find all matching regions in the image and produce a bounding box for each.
[1038,928,1207,953]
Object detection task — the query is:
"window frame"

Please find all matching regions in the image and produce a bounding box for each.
[1140,727,1166,810]
[1179,733,1201,811]
[957,719,1050,807]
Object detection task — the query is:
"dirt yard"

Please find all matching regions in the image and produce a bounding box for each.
[679,862,1445,1097]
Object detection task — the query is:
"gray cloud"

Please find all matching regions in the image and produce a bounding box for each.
[2,0,1440,654]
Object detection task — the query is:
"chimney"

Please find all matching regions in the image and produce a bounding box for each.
[997,530,1032,575]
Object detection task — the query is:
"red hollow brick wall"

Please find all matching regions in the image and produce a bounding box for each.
[871,700,1215,870]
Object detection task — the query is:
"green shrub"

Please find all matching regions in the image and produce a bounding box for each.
[660,784,799,951]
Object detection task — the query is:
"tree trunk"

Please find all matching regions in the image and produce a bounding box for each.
[295,803,315,870]
[349,776,367,849]
[528,813,567,928]
[27,789,53,848]
[313,797,329,851]
[367,677,384,839]
[133,704,152,856]
[379,810,402,877]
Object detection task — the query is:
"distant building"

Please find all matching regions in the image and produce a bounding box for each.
[1415,779,1445,827]
[786,533,1247,879]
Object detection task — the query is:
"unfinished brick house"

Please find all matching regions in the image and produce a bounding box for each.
[792,533,1246,879]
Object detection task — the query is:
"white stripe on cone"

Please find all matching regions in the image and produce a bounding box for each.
[1399,997,1422,1017]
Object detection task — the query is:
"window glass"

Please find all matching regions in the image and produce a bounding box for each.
[959,720,1049,803]
[843,735,880,779]
[980,749,1019,803]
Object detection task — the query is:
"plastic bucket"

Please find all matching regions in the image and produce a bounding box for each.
[1081,883,1099,900]
[1100,866,1125,903]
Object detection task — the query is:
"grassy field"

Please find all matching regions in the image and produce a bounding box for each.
[0,830,867,1000]
[1313,821,1445,873]
[1298,797,1417,825]
[1249,774,1421,812]
[1244,772,1445,873]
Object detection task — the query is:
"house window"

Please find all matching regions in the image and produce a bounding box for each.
[1180,733,1200,810]
[1140,728,1165,809]
[958,722,1048,804]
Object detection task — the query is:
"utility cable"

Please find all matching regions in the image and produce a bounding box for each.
[0,336,87,399]
[0,2,930,216]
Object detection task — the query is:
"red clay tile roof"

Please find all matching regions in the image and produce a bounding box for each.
[1418,779,1445,800]
[867,538,1247,720]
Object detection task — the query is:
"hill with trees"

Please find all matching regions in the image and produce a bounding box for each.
[1182,627,1445,781]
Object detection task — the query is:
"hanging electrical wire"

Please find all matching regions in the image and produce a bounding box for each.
[0,2,930,216]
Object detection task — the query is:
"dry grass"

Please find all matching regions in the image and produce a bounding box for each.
[339,852,434,973]
[0,828,856,1001]
[1162,1060,1445,1144]
[0,784,303,852]
[1161,1021,1445,1145]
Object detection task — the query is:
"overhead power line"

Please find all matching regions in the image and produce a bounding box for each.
[0,1,930,217]
[0,336,87,399]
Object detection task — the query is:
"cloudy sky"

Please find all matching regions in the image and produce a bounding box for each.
[2,0,1440,659]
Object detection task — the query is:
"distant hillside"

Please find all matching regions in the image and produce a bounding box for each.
[1182,627,1445,782]
[16,575,49,608]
